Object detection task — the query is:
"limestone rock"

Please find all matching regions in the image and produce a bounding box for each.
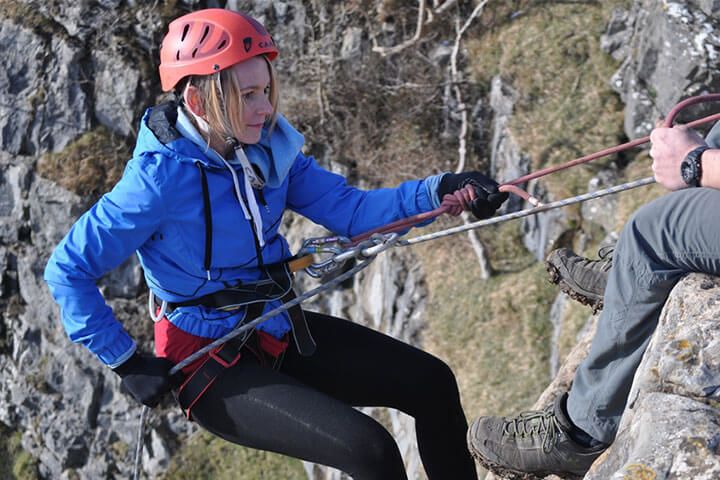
[522,180,567,262]
[580,171,621,236]
[585,273,720,479]
[92,48,141,137]
[0,18,90,156]
[488,274,720,480]
[608,1,720,138]
[489,76,530,214]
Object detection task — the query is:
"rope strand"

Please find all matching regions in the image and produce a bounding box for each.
[399,177,656,247]
[133,406,148,480]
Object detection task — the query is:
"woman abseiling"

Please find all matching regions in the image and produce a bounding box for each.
[44,8,507,479]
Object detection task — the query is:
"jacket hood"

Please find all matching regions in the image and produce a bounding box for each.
[133,102,305,187]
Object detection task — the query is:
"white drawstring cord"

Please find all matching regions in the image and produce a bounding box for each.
[220,156,252,220]
[147,291,167,323]
[220,156,265,247]
[234,145,265,189]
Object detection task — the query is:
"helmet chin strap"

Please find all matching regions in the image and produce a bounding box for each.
[214,73,265,189]
[183,81,212,135]
[182,80,266,246]
[225,137,265,190]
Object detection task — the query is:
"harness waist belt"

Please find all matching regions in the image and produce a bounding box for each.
[167,262,316,356]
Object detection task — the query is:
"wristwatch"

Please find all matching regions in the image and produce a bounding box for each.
[680,145,709,187]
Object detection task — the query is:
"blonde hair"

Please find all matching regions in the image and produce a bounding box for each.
[183,55,279,151]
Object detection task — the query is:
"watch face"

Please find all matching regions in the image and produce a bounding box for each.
[681,158,698,186]
[681,160,693,183]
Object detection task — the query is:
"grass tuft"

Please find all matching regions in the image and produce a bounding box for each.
[0,425,39,480]
[37,126,131,201]
[162,431,306,480]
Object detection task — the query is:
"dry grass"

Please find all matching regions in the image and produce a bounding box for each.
[467,1,629,198]
[414,0,634,422]
[37,126,131,201]
[418,235,557,417]
[162,430,305,480]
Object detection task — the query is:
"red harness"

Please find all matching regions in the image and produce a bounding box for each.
[155,316,289,419]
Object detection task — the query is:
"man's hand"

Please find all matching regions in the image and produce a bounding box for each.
[649,125,706,191]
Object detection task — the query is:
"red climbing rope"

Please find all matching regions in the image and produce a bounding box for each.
[501,93,720,204]
[350,93,720,238]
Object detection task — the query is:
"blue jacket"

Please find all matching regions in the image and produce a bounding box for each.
[44,103,444,367]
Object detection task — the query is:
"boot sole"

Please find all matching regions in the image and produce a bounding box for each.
[545,262,604,314]
[467,421,584,480]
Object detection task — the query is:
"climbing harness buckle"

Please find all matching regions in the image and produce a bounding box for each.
[208,345,242,368]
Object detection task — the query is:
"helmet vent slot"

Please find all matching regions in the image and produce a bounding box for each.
[200,25,210,44]
[191,48,198,58]
[181,24,190,41]
[217,39,227,50]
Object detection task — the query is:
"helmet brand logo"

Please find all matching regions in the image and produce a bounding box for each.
[259,40,274,49]
[243,37,252,52]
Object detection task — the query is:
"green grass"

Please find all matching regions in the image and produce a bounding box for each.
[415,0,636,422]
[0,425,39,480]
[162,431,306,480]
[468,1,630,199]
[418,235,557,418]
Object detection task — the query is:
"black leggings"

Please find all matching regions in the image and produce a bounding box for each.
[188,311,477,480]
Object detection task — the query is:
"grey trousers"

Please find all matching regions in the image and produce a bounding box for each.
[566,187,720,443]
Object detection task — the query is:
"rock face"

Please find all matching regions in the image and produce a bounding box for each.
[586,274,720,479]
[3,0,720,479]
[489,76,529,215]
[488,274,720,480]
[605,0,720,138]
[0,18,90,156]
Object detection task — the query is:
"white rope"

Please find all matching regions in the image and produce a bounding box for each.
[132,406,148,480]
[220,156,265,247]
[400,177,656,247]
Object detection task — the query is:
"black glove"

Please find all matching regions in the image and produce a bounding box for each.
[437,171,509,219]
[113,353,176,408]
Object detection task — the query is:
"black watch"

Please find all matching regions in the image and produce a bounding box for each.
[680,145,709,187]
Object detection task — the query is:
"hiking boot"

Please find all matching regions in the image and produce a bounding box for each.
[467,394,607,480]
[545,246,614,313]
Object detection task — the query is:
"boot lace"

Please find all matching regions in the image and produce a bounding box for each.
[597,245,614,259]
[576,246,613,273]
[502,406,562,454]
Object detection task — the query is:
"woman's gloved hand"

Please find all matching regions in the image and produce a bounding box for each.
[437,172,509,219]
[113,353,176,407]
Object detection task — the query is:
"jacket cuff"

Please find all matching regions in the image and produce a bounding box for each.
[102,337,137,369]
[423,173,449,209]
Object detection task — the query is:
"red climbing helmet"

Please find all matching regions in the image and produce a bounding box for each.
[159,8,278,92]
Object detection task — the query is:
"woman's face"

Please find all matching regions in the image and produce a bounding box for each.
[230,56,273,144]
